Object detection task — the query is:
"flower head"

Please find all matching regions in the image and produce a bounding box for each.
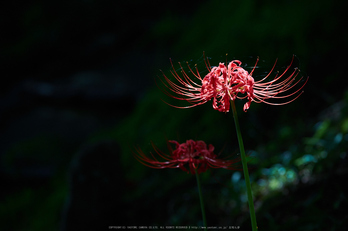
[159,53,308,112]
[134,140,240,174]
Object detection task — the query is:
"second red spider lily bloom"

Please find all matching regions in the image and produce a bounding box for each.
[159,54,308,112]
[134,140,241,174]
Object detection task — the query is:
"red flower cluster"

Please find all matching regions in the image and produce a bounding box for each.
[160,54,308,112]
[134,140,240,174]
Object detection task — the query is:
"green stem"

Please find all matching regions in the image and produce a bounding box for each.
[195,168,207,230]
[230,100,257,231]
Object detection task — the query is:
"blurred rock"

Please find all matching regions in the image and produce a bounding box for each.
[61,141,129,230]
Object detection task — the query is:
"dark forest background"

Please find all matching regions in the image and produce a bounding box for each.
[1,0,347,230]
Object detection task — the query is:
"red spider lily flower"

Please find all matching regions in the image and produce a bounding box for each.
[134,140,241,174]
[159,54,308,112]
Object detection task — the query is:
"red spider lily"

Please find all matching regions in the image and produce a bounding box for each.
[134,140,241,174]
[159,54,308,112]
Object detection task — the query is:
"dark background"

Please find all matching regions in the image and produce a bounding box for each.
[1,0,347,230]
